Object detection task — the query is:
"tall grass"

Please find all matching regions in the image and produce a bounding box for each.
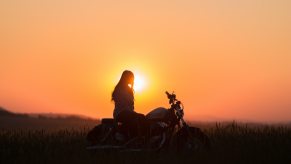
[1,123,291,164]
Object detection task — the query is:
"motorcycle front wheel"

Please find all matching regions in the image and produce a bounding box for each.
[176,126,210,152]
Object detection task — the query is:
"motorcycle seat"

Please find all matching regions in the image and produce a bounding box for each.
[101,118,115,125]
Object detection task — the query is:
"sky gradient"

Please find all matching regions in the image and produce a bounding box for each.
[1,0,291,122]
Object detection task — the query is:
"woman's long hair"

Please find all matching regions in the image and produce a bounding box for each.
[112,70,134,101]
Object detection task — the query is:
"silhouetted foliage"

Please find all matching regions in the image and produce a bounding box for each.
[1,123,291,164]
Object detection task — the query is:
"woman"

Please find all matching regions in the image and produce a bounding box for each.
[112,70,147,137]
[112,70,147,136]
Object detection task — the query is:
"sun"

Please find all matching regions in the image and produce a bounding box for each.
[133,73,146,92]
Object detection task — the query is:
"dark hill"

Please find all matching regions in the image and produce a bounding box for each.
[0,107,29,118]
[0,107,16,116]
[0,107,99,130]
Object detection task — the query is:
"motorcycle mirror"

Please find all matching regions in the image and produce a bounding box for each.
[165,91,176,104]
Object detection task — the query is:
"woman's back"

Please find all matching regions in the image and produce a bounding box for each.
[112,84,134,119]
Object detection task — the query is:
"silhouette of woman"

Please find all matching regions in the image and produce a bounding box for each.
[112,70,147,137]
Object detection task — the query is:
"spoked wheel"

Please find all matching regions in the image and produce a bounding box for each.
[86,124,118,150]
[86,124,105,145]
[176,126,210,152]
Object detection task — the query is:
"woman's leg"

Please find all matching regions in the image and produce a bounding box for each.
[117,110,148,137]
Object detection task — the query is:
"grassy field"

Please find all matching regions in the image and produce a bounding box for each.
[1,122,291,164]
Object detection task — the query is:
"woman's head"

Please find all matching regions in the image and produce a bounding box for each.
[112,70,135,101]
[119,70,134,88]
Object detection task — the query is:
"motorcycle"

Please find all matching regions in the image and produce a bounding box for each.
[86,91,210,152]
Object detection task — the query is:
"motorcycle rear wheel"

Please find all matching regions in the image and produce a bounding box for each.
[176,126,210,152]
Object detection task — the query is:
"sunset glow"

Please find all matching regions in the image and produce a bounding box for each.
[133,73,147,92]
[0,0,290,122]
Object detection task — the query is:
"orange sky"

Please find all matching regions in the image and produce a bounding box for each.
[1,0,290,122]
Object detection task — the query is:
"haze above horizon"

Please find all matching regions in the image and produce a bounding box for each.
[0,0,290,122]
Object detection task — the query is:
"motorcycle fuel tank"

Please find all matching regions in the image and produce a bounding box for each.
[146,107,168,121]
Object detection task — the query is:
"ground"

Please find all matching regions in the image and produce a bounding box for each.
[1,120,291,164]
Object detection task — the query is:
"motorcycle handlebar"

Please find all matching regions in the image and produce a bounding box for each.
[165,91,177,104]
[165,91,170,97]
[165,91,172,99]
